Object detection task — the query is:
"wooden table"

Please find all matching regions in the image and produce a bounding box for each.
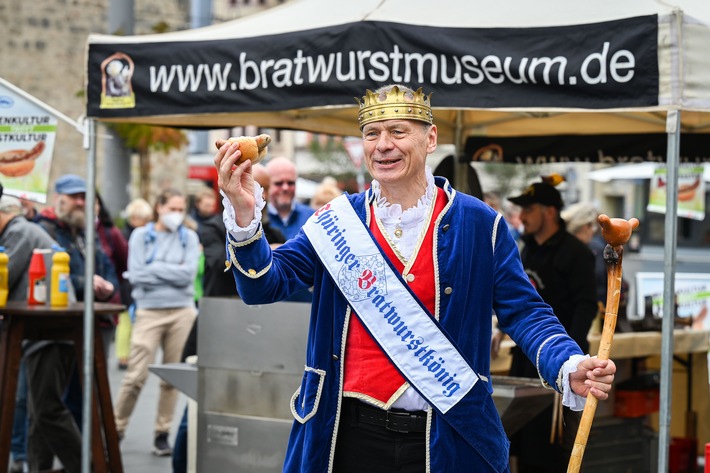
[492,329,710,448]
[590,329,710,447]
[0,301,125,473]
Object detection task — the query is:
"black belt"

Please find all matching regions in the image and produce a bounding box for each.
[344,398,428,433]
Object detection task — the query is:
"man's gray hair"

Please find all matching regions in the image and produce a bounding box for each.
[0,195,23,214]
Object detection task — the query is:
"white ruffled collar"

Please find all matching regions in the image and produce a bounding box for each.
[371,166,435,227]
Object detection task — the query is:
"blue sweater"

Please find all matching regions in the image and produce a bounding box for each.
[127,223,199,310]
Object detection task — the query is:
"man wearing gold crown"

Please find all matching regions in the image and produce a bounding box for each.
[214,84,616,473]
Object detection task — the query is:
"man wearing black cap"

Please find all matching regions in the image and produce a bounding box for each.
[504,180,598,473]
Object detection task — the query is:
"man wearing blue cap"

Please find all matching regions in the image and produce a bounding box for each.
[37,174,118,304]
[28,174,119,473]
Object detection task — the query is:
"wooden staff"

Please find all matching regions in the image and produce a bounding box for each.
[567,214,639,473]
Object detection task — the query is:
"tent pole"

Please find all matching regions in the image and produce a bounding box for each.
[454,110,467,190]
[82,118,97,473]
[657,109,680,473]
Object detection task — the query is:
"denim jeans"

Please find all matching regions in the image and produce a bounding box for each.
[172,407,188,473]
[63,366,83,428]
[63,326,115,428]
[11,359,28,462]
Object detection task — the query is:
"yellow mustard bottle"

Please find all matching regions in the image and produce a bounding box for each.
[50,246,70,307]
[0,246,8,306]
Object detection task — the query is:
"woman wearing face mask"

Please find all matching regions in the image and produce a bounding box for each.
[113,188,200,457]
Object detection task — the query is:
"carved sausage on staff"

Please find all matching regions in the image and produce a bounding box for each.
[567,214,639,473]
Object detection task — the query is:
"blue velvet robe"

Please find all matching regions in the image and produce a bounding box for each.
[228,177,583,473]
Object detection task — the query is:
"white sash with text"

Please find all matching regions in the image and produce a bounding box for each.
[303,195,477,413]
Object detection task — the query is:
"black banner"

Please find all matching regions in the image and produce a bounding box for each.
[87,15,658,119]
[465,133,710,164]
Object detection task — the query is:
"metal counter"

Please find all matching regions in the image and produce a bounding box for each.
[196,298,554,472]
[197,298,310,473]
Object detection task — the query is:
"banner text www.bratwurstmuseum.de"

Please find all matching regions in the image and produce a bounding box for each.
[148,43,639,94]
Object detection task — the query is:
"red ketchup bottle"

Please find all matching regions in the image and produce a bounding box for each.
[28,249,48,305]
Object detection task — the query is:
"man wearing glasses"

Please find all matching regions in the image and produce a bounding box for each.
[266,156,314,240]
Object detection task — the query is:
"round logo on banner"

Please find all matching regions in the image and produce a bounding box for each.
[0,96,14,108]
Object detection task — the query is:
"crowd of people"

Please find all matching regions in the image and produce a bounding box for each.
[2,83,621,473]
[0,154,332,472]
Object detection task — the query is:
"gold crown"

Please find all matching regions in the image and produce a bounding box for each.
[355,86,433,129]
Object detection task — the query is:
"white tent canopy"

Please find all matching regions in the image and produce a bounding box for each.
[86,0,710,144]
[84,2,710,471]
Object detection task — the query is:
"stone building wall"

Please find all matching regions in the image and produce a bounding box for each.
[0,0,192,206]
[1,0,292,209]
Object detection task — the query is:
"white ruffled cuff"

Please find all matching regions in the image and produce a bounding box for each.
[220,183,266,242]
[561,354,590,411]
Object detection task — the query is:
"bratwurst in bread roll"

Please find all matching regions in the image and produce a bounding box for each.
[215,134,271,165]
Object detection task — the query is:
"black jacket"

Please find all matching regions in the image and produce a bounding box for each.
[198,213,286,298]
[510,226,597,378]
